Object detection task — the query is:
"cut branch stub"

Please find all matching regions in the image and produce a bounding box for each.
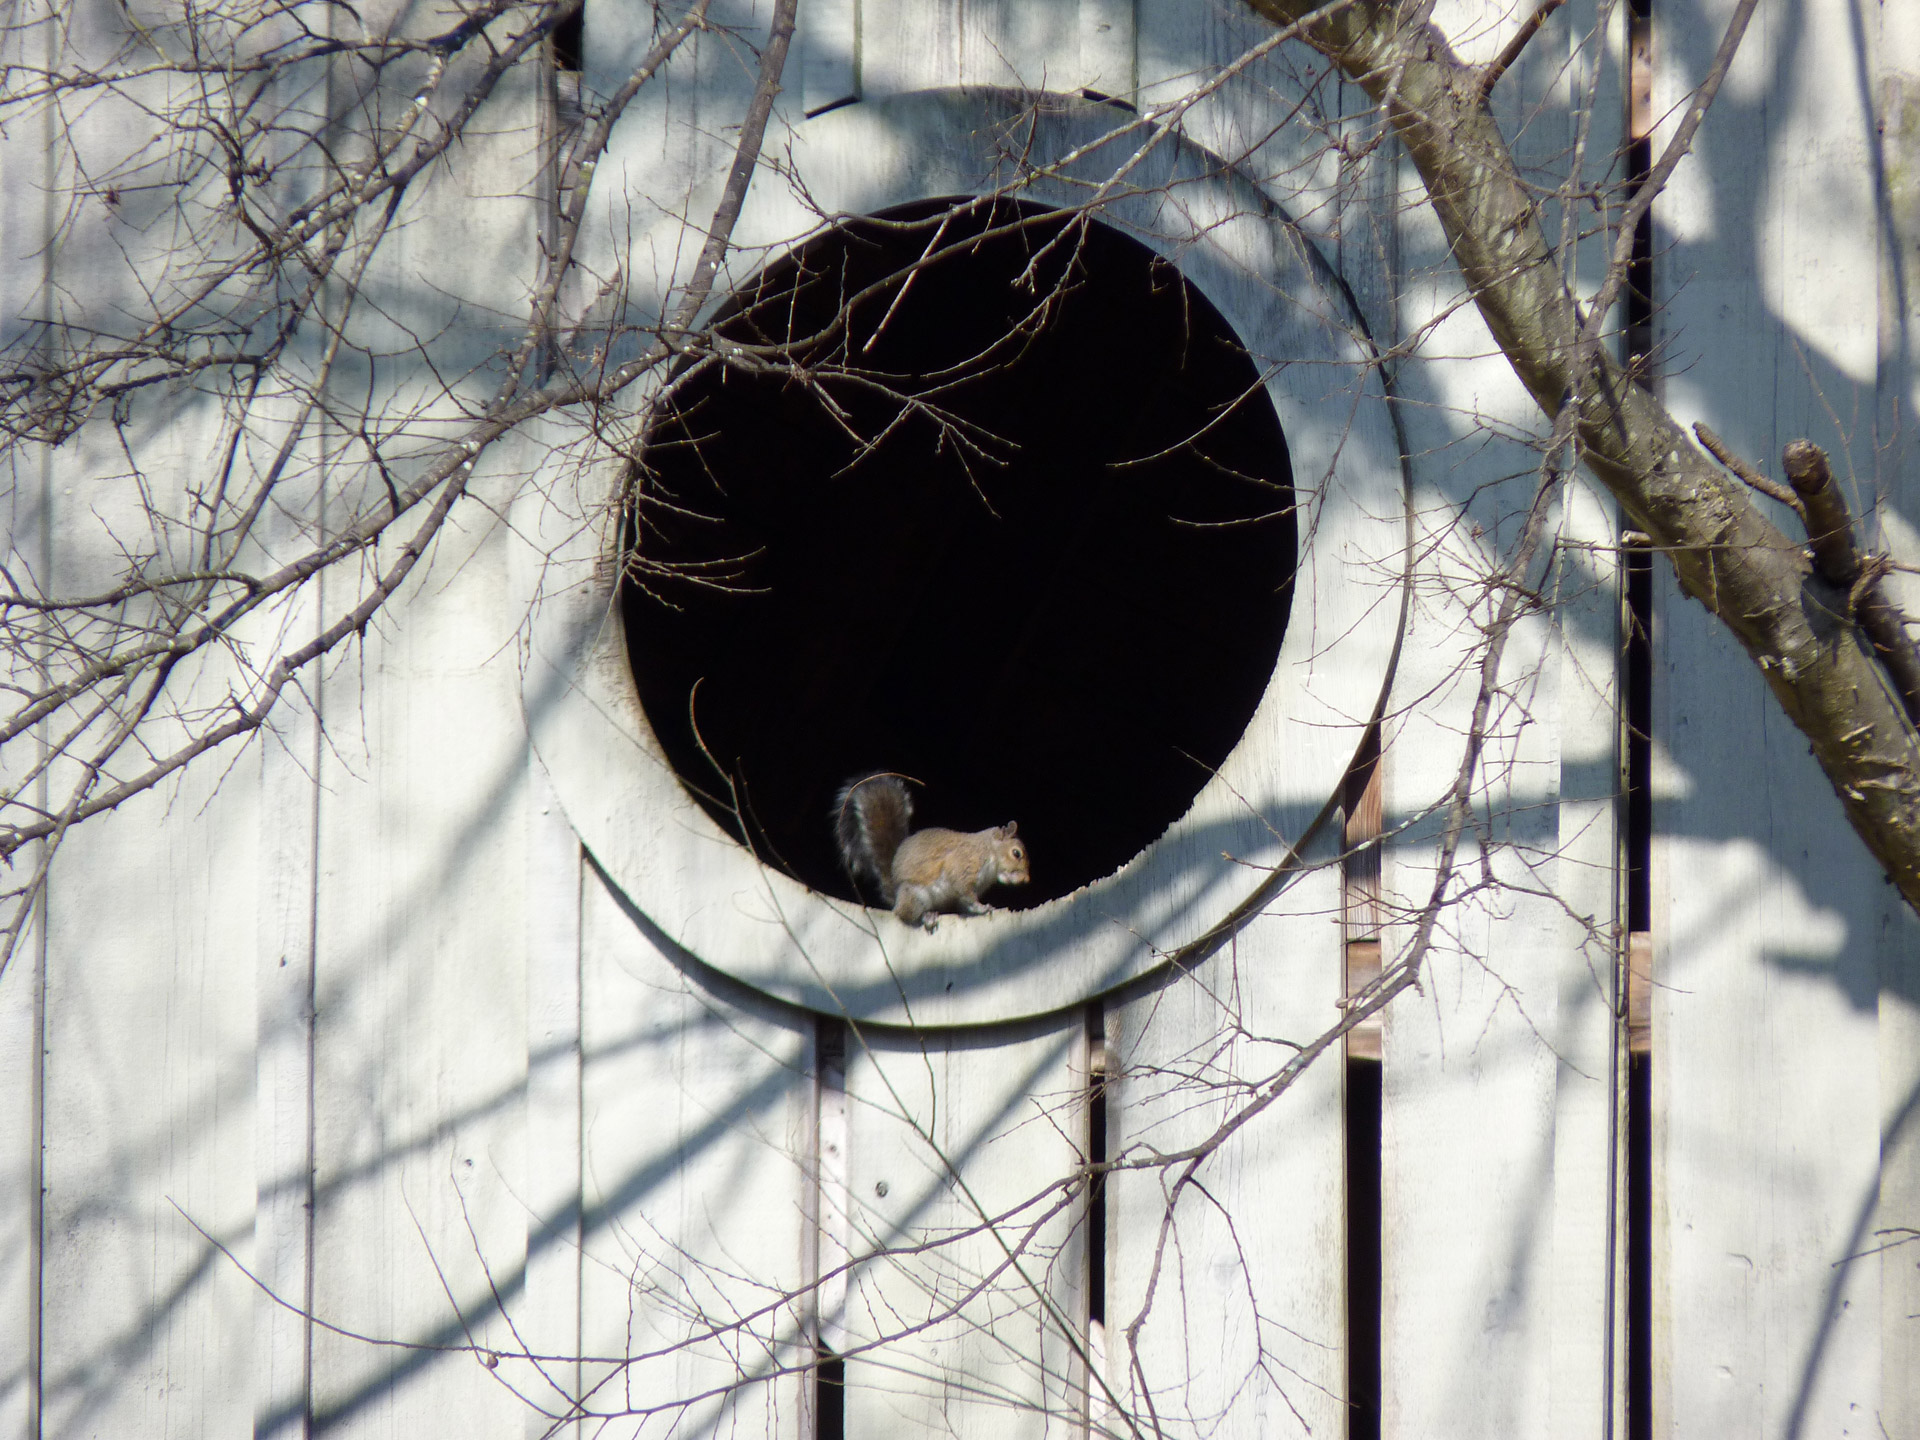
[1783,440,1920,728]
[1783,439,1862,589]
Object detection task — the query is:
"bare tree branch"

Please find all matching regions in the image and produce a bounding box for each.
[1243,0,1920,916]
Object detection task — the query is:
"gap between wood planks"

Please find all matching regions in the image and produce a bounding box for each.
[1341,727,1383,1436]
[1624,0,1656,1431]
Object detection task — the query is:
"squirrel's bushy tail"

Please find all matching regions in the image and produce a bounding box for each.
[834,774,913,903]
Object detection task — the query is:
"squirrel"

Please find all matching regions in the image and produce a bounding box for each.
[833,774,1030,929]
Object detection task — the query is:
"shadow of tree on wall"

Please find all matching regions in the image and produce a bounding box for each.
[8,0,1919,1435]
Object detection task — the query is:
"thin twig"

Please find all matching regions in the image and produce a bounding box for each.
[1694,422,1801,510]
[1575,0,1763,366]
[666,0,800,338]
[1479,0,1570,98]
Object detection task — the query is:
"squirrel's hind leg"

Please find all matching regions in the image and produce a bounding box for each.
[894,887,932,929]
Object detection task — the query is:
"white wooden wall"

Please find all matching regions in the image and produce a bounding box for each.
[1,0,1916,1436]
[1654,0,1920,1434]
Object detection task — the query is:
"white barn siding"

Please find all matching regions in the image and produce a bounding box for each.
[1107,866,1348,1440]
[1654,0,1913,1432]
[28,2,277,1431]
[577,864,811,1438]
[1879,6,1920,1433]
[0,11,55,1427]
[839,1016,1086,1437]
[3,0,1917,1436]
[1371,3,1625,1433]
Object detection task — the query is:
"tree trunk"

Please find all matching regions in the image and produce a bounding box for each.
[1245,0,1920,915]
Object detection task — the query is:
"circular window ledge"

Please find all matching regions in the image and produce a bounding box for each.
[516,89,1408,1025]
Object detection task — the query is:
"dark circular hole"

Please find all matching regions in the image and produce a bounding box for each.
[622,197,1295,906]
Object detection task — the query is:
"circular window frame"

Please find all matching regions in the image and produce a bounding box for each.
[515,89,1409,1026]
[624,193,1305,905]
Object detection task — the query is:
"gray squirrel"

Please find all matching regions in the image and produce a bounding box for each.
[833,774,1029,929]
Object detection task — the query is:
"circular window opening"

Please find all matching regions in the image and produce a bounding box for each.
[623,197,1296,906]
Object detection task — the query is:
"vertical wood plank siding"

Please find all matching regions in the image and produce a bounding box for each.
[4,0,1916,1436]
[1654,0,1909,1432]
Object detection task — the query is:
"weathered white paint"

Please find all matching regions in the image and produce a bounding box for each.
[839,1016,1087,1436]
[0,921,36,1440]
[0,14,53,1435]
[1138,1,1346,242]
[1107,862,1348,1439]
[802,0,859,113]
[577,863,811,1437]
[1878,7,1920,1435]
[252,495,325,1440]
[1377,533,1582,1438]
[1549,469,1629,1439]
[1362,2,1630,1432]
[1654,0,1898,1436]
[37,777,262,1439]
[306,539,539,1440]
[23,5,277,1429]
[520,757,584,1437]
[1081,0,1136,99]
[859,0,1091,96]
[292,34,546,1434]
[8,0,1911,1435]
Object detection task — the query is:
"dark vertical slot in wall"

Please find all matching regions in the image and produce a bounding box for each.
[814,1013,847,1440]
[1625,540,1653,933]
[1341,729,1383,1440]
[552,1,585,72]
[1624,510,1654,1440]
[544,3,586,382]
[1623,0,1656,1433]
[815,1353,845,1440]
[1625,1052,1653,1440]
[1624,504,1654,1440]
[1345,1059,1383,1440]
[1623,0,1655,940]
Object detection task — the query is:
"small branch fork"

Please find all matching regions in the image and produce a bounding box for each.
[1693,423,1801,510]
[1692,427,1920,728]
[1478,0,1570,98]
[1779,441,1920,726]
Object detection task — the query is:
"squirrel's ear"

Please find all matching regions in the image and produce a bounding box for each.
[999,821,1018,838]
